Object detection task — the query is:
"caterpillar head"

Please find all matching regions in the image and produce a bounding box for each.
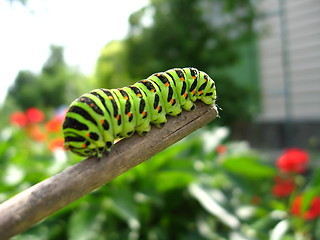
[63,131,108,157]
[62,115,109,157]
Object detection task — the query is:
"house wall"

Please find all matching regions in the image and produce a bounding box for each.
[248,0,320,148]
[257,0,320,121]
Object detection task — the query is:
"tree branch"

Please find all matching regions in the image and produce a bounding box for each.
[0,102,218,239]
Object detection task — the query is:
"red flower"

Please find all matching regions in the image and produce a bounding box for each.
[276,148,308,173]
[10,112,28,127]
[49,138,65,151]
[272,176,295,198]
[291,195,320,220]
[46,116,63,133]
[26,108,44,124]
[216,144,227,154]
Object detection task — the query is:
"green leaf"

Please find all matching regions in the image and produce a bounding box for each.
[307,168,320,192]
[107,187,140,231]
[222,155,276,179]
[251,214,276,232]
[68,204,106,240]
[155,170,195,192]
[300,189,319,214]
[315,218,320,239]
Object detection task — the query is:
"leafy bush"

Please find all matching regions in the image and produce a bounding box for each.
[1,108,320,240]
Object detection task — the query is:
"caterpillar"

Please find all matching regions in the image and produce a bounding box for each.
[63,67,217,157]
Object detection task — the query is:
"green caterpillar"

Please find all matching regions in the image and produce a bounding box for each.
[63,67,217,157]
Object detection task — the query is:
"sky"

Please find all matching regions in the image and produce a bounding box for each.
[0,0,148,105]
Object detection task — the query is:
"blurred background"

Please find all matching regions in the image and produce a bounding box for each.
[1,0,320,239]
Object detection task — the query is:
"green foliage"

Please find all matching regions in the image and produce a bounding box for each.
[6,71,42,109]
[212,74,260,125]
[1,120,320,239]
[126,0,254,76]
[222,154,275,179]
[95,0,259,126]
[5,45,90,111]
[95,41,133,89]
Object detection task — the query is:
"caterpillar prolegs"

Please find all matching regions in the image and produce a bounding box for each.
[63,67,217,157]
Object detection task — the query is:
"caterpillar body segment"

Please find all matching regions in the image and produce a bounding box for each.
[125,85,151,136]
[165,68,194,111]
[63,67,217,157]
[148,72,182,116]
[110,88,136,138]
[134,79,168,127]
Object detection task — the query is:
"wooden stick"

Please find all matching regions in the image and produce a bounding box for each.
[0,102,218,239]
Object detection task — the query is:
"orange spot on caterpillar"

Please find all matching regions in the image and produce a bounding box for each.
[100,119,106,124]
[137,93,142,97]
[124,96,129,100]
[180,77,185,81]
[127,112,133,117]
[108,96,114,100]
[151,89,155,92]
[164,82,169,87]
[142,80,147,83]
[115,115,121,120]
[183,92,188,98]
[156,106,161,112]
[89,103,94,107]
[169,99,175,104]
[192,76,197,79]
[157,73,161,76]
[191,90,196,95]
[198,91,203,95]
[81,143,86,148]
[141,111,147,117]
[86,132,90,137]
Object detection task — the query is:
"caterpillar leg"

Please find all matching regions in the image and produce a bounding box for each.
[182,102,196,111]
[135,124,151,136]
